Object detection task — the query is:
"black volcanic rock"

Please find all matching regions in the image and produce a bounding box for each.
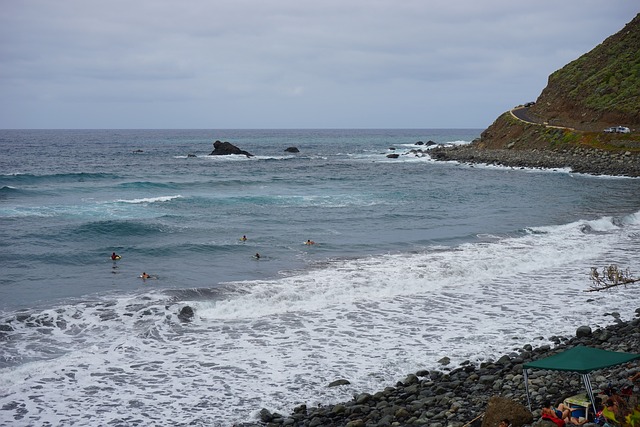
[210,140,253,157]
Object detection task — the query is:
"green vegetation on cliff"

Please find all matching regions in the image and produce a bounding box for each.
[551,14,640,116]
[532,13,640,129]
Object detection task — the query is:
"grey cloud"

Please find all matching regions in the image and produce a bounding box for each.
[0,0,637,128]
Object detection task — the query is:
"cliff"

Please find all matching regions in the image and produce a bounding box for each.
[475,13,640,153]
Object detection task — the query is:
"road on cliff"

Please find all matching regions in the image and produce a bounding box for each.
[511,106,537,124]
[510,106,575,131]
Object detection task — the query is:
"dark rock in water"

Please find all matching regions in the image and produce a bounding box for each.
[259,408,274,422]
[402,373,419,385]
[386,153,400,159]
[438,356,451,365]
[16,313,30,322]
[328,379,351,387]
[210,140,253,157]
[133,149,144,153]
[415,141,424,145]
[425,140,437,146]
[284,147,300,153]
[187,153,197,158]
[178,306,195,322]
[409,149,427,157]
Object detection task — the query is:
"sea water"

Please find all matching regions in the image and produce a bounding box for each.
[0,129,639,426]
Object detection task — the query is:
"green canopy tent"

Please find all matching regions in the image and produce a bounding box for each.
[523,346,640,413]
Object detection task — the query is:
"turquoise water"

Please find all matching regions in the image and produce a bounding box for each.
[1,129,639,426]
[0,129,485,307]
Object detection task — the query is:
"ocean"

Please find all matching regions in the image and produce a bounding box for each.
[0,129,638,426]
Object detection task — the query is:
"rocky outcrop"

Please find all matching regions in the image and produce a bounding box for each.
[429,142,640,177]
[328,379,351,388]
[285,147,300,153]
[210,140,253,157]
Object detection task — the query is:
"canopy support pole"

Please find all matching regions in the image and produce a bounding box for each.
[524,368,531,412]
[580,373,598,416]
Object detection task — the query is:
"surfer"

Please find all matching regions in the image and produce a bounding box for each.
[141,272,151,279]
[254,253,260,259]
[305,239,315,245]
[111,252,120,260]
[241,235,247,241]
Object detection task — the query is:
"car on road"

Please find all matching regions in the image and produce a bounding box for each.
[524,102,536,107]
[604,126,631,133]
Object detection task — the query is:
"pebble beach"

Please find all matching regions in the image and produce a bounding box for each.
[245,310,640,427]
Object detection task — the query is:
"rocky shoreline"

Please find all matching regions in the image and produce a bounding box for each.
[428,144,640,177]
[240,310,640,427]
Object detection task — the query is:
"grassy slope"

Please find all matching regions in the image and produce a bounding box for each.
[535,13,640,126]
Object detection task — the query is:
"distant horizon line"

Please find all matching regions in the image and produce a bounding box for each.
[0,127,485,131]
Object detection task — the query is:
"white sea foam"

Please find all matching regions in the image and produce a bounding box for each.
[445,140,473,145]
[425,157,578,175]
[252,155,296,160]
[1,211,639,426]
[203,154,251,161]
[0,199,173,220]
[116,195,182,204]
[0,203,141,219]
[200,154,296,161]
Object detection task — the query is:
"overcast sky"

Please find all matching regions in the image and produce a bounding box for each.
[1,1,637,129]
